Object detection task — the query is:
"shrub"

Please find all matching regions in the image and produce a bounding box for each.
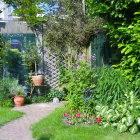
[59,61,97,95]
[95,67,130,105]
[66,89,95,117]
[31,96,49,103]
[0,99,13,107]
[59,61,97,115]
[47,89,66,101]
[0,77,24,107]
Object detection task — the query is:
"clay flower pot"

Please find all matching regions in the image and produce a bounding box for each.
[32,75,44,86]
[14,96,25,107]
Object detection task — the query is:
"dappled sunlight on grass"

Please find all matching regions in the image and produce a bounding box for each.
[0,107,23,126]
[32,107,140,140]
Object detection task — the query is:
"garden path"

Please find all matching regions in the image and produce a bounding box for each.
[0,102,64,140]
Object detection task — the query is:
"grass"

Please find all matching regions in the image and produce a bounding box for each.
[0,107,23,126]
[32,107,140,140]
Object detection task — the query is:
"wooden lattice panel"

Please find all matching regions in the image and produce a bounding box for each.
[44,49,65,88]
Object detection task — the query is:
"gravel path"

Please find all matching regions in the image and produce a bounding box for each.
[0,102,64,140]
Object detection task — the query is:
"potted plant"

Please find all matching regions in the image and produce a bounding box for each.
[22,40,44,86]
[12,85,25,107]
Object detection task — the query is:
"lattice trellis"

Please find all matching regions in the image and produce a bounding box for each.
[43,49,65,88]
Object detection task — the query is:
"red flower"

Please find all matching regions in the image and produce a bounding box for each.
[73,110,76,112]
[75,113,80,118]
[98,117,102,121]
[63,113,67,117]
[96,117,102,123]
[66,110,69,113]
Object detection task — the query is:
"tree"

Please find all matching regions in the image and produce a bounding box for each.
[0,36,9,76]
[2,0,51,26]
[44,0,104,64]
[86,0,140,81]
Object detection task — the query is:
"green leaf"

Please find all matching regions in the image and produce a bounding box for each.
[117,123,127,133]
[129,125,139,134]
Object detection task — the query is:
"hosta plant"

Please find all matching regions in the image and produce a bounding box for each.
[95,91,140,134]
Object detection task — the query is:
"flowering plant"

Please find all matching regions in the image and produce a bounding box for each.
[96,117,102,123]
[63,110,94,125]
[79,89,95,117]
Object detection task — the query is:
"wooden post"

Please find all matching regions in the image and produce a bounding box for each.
[82,0,86,15]
[83,47,87,60]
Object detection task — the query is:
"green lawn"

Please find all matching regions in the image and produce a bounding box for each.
[31,107,140,140]
[0,107,23,126]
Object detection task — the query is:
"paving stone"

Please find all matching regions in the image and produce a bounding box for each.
[0,102,64,140]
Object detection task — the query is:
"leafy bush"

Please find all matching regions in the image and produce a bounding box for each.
[0,77,18,99]
[95,67,130,105]
[47,89,66,101]
[87,0,140,81]
[59,61,97,94]
[0,99,13,107]
[31,96,49,103]
[0,77,24,107]
[24,97,32,104]
[59,61,97,114]
[95,92,140,134]
[66,89,95,117]
[132,78,140,97]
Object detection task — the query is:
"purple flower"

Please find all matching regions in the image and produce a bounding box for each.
[78,55,84,60]
[85,98,89,102]
[92,54,96,61]
[83,89,87,92]
[89,90,93,92]
[89,95,92,98]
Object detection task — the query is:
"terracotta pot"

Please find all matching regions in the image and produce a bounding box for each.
[32,75,44,86]
[14,96,25,107]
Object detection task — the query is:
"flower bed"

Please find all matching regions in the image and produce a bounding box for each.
[63,110,95,126]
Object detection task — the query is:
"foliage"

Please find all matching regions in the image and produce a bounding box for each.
[114,18,140,81]
[66,89,95,117]
[12,85,25,96]
[32,107,140,140]
[2,0,48,26]
[80,89,95,117]
[0,99,13,108]
[0,77,24,107]
[4,49,25,81]
[24,97,32,104]
[0,107,23,126]
[0,77,17,98]
[59,61,97,115]
[86,0,140,82]
[63,110,94,125]
[95,92,140,134]
[44,0,104,63]
[31,96,49,103]
[22,39,41,74]
[59,61,97,94]
[133,78,140,96]
[47,89,66,101]
[95,67,130,105]
[0,36,9,75]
